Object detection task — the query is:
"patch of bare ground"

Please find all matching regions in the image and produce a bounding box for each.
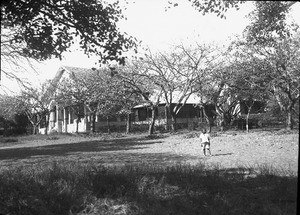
[0,129,298,174]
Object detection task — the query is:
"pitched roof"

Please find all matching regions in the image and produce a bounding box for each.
[52,67,204,108]
[159,91,200,104]
[63,66,95,76]
[133,91,202,108]
[52,66,96,84]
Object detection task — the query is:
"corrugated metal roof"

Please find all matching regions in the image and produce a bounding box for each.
[152,90,201,104]
[133,91,202,108]
[52,67,204,108]
[52,66,96,83]
[63,66,95,76]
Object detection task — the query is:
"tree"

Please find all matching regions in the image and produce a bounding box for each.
[170,1,298,26]
[229,60,269,132]
[243,2,299,130]
[55,66,143,134]
[191,49,239,132]
[106,70,143,133]
[56,77,86,133]
[230,33,300,130]
[144,44,218,131]
[95,76,127,134]
[13,82,54,134]
[0,95,17,121]
[1,29,41,91]
[266,37,300,129]
[0,94,21,135]
[244,1,298,46]
[210,69,240,131]
[64,68,108,134]
[118,60,162,135]
[167,0,244,19]
[143,49,191,131]
[169,1,298,45]
[1,0,137,86]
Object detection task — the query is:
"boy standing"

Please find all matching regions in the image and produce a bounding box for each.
[200,128,211,156]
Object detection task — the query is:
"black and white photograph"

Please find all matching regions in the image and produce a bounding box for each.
[1,1,299,214]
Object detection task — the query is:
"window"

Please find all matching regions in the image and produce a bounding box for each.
[139,109,147,121]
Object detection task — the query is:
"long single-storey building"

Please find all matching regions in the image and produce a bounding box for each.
[38,66,265,134]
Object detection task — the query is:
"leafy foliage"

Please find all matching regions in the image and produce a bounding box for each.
[55,66,143,133]
[15,82,55,134]
[142,43,218,130]
[1,0,137,65]
[169,1,298,44]
[0,94,20,121]
[245,1,298,45]
[0,95,30,135]
[168,0,244,19]
[231,30,300,129]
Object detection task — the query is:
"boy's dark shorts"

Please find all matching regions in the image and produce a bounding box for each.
[201,142,210,149]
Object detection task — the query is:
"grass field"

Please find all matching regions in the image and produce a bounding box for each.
[0,128,298,214]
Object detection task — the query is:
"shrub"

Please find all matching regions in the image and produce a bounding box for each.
[0,138,18,143]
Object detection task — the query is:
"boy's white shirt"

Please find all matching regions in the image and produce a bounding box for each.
[200,133,210,143]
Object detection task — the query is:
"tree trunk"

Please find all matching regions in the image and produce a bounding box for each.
[220,118,224,132]
[106,116,110,133]
[170,113,177,131]
[148,107,156,135]
[44,114,49,135]
[217,112,224,132]
[219,114,227,132]
[2,120,8,136]
[208,118,213,133]
[286,99,296,130]
[164,105,170,131]
[90,113,96,134]
[272,86,295,130]
[246,105,253,133]
[126,113,131,134]
[76,118,79,134]
[220,112,232,132]
[286,108,293,130]
[32,124,38,135]
[202,105,213,133]
[24,111,43,135]
[246,113,250,133]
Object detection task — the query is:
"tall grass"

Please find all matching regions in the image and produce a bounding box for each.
[0,161,297,215]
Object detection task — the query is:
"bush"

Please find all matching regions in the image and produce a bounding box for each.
[0,138,18,143]
[0,114,29,136]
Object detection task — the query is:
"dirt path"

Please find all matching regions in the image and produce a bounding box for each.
[0,130,298,174]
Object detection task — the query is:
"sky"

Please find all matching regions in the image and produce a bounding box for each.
[1,0,300,95]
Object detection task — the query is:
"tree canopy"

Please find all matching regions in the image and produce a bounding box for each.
[1,0,137,65]
[169,1,298,43]
[167,0,244,18]
[244,1,298,45]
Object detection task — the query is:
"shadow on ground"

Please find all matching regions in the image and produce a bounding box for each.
[0,135,201,168]
[0,136,160,160]
[212,153,233,157]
